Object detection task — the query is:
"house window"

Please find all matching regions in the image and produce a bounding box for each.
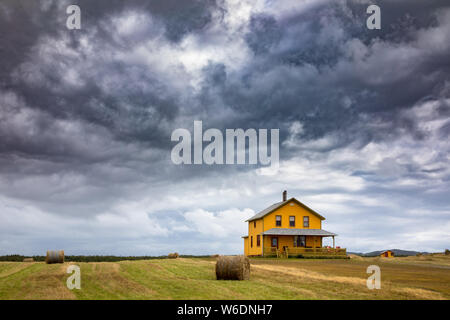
[303,216,309,228]
[276,215,281,227]
[253,221,256,228]
[294,236,306,247]
[257,235,260,247]
[251,236,253,248]
[289,216,295,227]
[271,237,278,248]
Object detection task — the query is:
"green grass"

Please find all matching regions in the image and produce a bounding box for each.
[0,255,449,300]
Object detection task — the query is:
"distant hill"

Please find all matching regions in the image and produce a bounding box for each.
[349,249,431,257]
[347,252,365,256]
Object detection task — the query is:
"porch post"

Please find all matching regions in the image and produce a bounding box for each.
[332,236,335,248]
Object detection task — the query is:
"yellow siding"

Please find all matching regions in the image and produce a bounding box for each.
[262,200,322,230]
[243,237,248,256]
[307,236,322,248]
[247,219,263,256]
[263,235,292,249]
[380,251,394,258]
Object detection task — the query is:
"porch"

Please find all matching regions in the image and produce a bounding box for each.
[263,246,347,258]
[260,228,346,258]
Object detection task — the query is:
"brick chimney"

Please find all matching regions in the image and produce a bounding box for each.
[282,190,287,202]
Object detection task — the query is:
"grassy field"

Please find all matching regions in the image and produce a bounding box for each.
[0,254,449,300]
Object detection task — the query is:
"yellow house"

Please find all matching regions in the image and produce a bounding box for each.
[242,191,345,257]
[380,250,394,258]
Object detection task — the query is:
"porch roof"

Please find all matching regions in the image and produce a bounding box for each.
[260,228,337,237]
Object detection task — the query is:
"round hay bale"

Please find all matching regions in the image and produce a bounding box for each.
[45,250,64,264]
[168,252,179,259]
[23,258,34,262]
[215,255,250,280]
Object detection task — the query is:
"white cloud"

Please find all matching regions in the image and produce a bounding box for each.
[183,208,254,238]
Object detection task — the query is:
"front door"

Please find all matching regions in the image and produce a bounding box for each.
[299,236,306,247]
[294,235,306,247]
[271,237,278,249]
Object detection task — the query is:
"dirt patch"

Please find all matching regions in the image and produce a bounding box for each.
[394,287,445,300]
[252,264,366,286]
[23,264,77,300]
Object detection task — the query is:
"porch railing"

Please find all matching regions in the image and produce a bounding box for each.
[263,247,347,258]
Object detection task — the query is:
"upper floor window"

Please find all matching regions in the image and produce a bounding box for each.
[251,236,253,248]
[253,221,256,228]
[257,235,261,247]
[276,215,282,227]
[289,216,295,227]
[303,216,309,228]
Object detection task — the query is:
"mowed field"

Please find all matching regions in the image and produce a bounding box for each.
[0,255,449,300]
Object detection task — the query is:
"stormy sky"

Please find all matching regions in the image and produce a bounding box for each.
[0,0,449,255]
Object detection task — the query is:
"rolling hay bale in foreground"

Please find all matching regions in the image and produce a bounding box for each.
[45,250,64,264]
[23,258,34,262]
[168,252,179,259]
[215,255,250,280]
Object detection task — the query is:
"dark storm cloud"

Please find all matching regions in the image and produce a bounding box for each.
[196,0,450,151]
[1,0,220,160]
[2,0,449,161]
[245,14,282,55]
